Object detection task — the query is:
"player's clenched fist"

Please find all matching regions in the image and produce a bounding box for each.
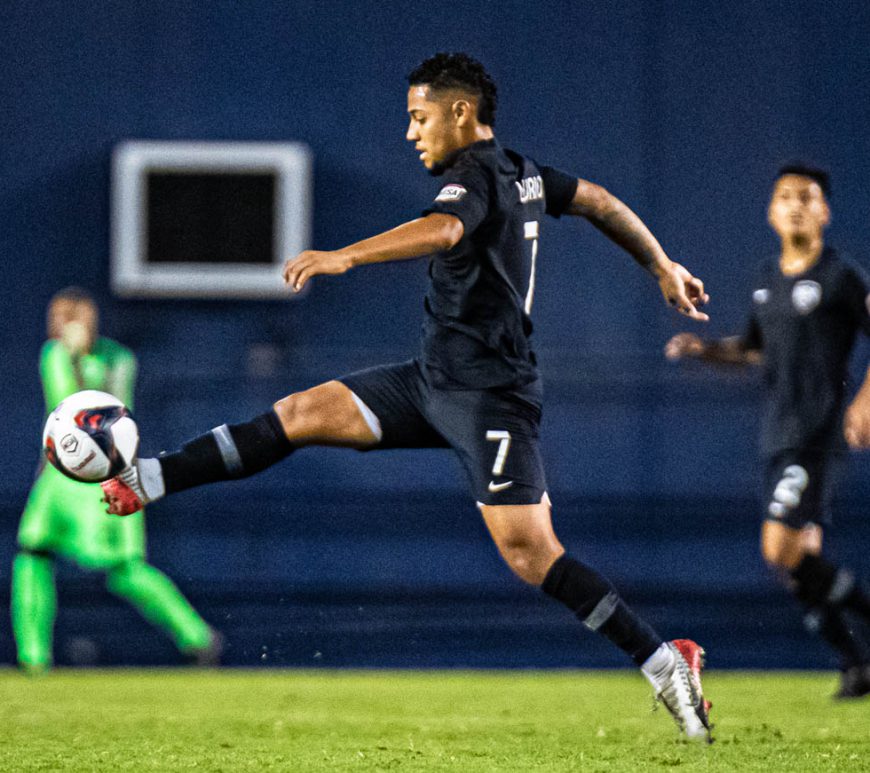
[283,249,354,293]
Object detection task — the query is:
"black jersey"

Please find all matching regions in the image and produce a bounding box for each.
[420,139,578,390]
[741,247,870,456]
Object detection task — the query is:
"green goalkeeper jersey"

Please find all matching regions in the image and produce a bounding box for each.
[40,337,136,412]
[19,337,143,566]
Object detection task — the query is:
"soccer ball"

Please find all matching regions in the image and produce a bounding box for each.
[42,390,139,483]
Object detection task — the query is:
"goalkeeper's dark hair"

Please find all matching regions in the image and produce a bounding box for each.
[407,52,498,127]
[776,163,831,197]
[50,286,96,306]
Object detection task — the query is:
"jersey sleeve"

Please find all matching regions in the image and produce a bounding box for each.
[540,165,578,218]
[844,261,870,337]
[421,162,491,237]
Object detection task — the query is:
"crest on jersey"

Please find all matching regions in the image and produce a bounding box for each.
[752,288,770,304]
[791,280,822,314]
[435,184,467,202]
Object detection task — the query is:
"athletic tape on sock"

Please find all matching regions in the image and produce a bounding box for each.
[584,591,619,631]
[211,424,244,476]
[829,569,856,604]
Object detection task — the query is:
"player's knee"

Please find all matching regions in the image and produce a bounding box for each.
[273,388,336,436]
[274,383,375,447]
[760,539,784,568]
[273,392,307,434]
[497,539,555,586]
[105,560,139,594]
[760,536,801,570]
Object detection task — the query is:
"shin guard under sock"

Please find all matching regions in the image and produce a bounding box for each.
[542,554,662,665]
[160,410,294,494]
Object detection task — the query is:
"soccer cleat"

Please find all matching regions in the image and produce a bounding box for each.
[835,665,870,700]
[18,661,50,678]
[101,464,147,515]
[185,630,225,667]
[655,639,713,743]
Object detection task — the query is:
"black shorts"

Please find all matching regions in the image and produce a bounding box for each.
[339,360,546,505]
[763,449,844,528]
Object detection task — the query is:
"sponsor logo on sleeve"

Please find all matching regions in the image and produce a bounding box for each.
[435,184,467,202]
[791,280,822,314]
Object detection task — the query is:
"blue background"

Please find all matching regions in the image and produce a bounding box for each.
[2,0,870,669]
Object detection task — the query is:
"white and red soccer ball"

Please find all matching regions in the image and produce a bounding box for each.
[42,390,139,483]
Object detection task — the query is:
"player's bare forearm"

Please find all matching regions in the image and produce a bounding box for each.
[345,214,464,266]
[665,333,761,366]
[703,337,762,365]
[567,179,669,275]
[567,179,709,320]
[284,214,463,292]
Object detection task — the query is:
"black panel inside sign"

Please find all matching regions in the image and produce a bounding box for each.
[146,171,275,264]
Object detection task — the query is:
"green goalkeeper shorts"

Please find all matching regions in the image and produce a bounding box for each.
[18,465,146,568]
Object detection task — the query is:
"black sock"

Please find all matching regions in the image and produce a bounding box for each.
[789,554,870,667]
[791,554,870,620]
[541,554,662,665]
[160,410,294,494]
[790,554,837,606]
[838,578,870,622]
[804,605,867,670]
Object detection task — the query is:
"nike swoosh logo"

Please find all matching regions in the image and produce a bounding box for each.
[488,480,514,493]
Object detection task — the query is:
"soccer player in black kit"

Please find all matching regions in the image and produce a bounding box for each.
[667,165,870,698]
[103,53,713,738]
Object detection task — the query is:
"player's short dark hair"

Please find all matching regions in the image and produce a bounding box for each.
[776,164,831,197]
[407,52,498,127]
[50,286,96,306]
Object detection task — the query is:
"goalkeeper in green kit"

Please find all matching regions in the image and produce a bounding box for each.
[12,287,221,673]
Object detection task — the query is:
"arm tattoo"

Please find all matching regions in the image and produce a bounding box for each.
[569,183,664,273]
[585,199,661,272]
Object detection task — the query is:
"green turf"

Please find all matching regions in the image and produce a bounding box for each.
[0,669,868,771]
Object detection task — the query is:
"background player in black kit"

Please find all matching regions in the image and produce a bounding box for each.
[103,53,712,739]
[666,165,870,698]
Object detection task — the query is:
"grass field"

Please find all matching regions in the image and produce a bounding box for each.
[1,669,868,771]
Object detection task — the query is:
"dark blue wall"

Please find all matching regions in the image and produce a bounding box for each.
[2,1,870,667]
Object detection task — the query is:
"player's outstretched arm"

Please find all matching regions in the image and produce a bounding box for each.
[664,333,761,366]
[845,365,870,449]
[283,213,463,292]
[566,179,709,321]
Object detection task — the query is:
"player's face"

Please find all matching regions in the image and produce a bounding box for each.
[768,175,830,242]
[48,299,98,351]
[406,85,467,170]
